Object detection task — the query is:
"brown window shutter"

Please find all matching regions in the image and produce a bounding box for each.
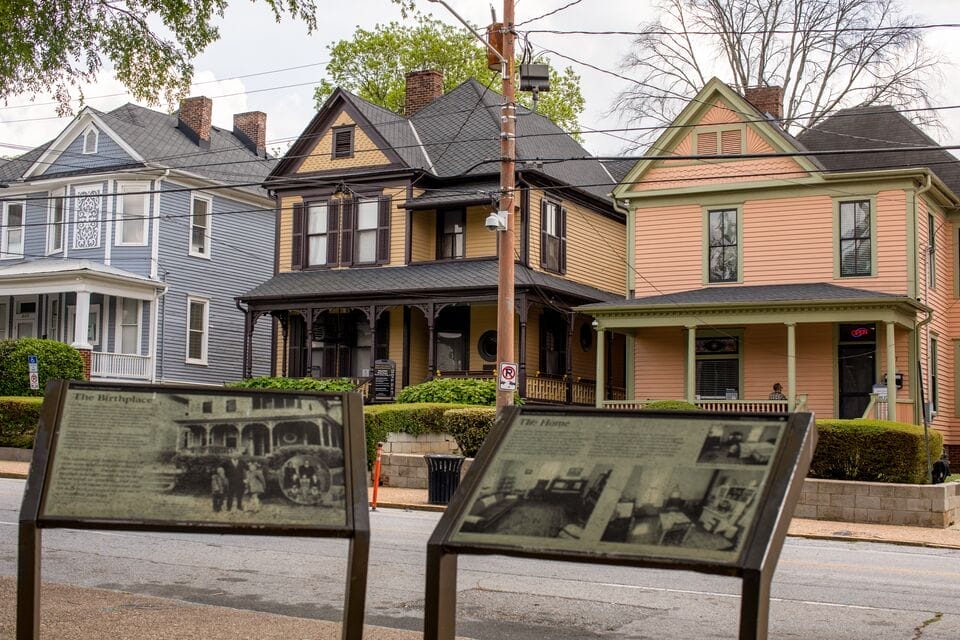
[333,128,354,158]
[340,200,354,266]
[326,201,340,266]
[377,196,391,263]
[539,200,549,269]
[720,129,741,155]
[291,203,304,270]
[697,131,718,156]
[559,206,568,274]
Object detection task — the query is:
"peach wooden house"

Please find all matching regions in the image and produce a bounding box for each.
[580,78,960,462]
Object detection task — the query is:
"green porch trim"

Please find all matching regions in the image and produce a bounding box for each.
[907,187,918,300]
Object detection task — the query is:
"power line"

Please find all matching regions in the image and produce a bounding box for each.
[522,23,960,37]
[515,0,585,28]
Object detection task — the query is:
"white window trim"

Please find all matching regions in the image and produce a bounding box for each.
[117,298,143,355]
[1,201,26,260]
[115,181,150,246]
[185,295,209,365]
[66,303,102,346]
[82,126,99,155]
[0,301,7,340]
[47,190,66,255]
[189,194,213,258]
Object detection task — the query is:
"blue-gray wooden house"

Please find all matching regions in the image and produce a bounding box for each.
[0,97,275,384]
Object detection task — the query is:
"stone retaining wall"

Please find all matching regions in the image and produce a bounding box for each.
[796,478,960,528]
[379,451,960,529]
[377,433,464,489]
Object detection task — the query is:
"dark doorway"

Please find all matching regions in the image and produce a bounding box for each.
[435,306,469,372]
[838,344,875,418]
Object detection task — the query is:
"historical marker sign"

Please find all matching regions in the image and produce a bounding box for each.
[425,406,816,640]
[373,359,396,401]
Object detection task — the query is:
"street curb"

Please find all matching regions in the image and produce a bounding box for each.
[0,471,28,480]
[370,501,446,513]
[785,531,960,550]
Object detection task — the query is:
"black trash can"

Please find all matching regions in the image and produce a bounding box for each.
[424,454,465,505]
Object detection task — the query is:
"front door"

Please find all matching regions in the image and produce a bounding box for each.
[838,344,875,418]
[13,297,38,338]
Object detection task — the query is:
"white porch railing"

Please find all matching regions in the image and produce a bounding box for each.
[603,398,798,413]
[91,352,152,381]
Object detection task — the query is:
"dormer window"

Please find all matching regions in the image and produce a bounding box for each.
[82,126,99,154]
[332,127,354,159]
[695,127,743,156]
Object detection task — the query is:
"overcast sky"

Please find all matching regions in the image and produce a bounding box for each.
[0,0,957,159]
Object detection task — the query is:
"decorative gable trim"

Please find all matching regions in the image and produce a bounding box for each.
[613,77,820,200]
[24,109,145,179]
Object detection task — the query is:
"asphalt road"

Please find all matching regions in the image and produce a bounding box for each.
[2,477,960,639]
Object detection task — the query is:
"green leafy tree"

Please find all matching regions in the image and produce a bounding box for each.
[314,14,585,137]
[0,0,317,114]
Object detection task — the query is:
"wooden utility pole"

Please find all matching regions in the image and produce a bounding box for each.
[495,0,516,411]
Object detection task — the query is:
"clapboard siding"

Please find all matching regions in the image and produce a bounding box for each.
[42,130,136,175]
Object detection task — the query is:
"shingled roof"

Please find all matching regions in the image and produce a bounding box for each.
[796,105,960,196]
[0,103,277,194]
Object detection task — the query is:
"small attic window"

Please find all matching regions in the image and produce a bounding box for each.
[82,126,99,154]
[696,127,743,157]
[332,126,354,159]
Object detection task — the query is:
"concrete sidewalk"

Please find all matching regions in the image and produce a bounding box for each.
[3,458,960,639]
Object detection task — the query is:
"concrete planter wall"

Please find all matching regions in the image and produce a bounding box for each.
[796,478,960,528]
[377,433,467,489]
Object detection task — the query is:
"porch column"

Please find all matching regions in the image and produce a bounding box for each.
[305,308,315,377]
[72,290,93,349]
[886,321,897,420]
[279,315,289,377]
[594,327,605,407]
[565,313,575,404]
[786,322,796,410]
[686,325,697,403]
[518,296,528,398]
[426,303,436,377]
[242,311,253,379]
[368,306,377,376]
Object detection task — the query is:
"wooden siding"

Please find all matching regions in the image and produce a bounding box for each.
[43,130,136,175]
[528,188,626,295]
[742,324,787,400]
[384,186,405,266]
[468,304,497,371]
[465,205,498,258]
[632,203,702,297]
[633,327,685,400]
[408,310,428,383]
[632,157,808,192]
[795,324,835,418]
[296,111,391,173]
[409,212,436,262]
[156,181,275,384]
[571,316,596,380]
[277,195,301,273]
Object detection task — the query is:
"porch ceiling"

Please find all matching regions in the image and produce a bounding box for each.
[240,260,622,307]
[0,258,165,299]
[577,283,927,330]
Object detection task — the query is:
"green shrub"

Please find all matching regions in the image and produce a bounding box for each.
[0,339,85,397]
[225,376,356,392]
[809,419,943,484]
[443,407,497,457]
[0,396,43,448]
[363,403,475,467]
[397,378,496,405]
[641,400,701,411]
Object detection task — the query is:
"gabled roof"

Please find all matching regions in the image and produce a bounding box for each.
[271,79,617,205]
[1,103,276,195]
[796,105,960,197]
[612,77,822,199]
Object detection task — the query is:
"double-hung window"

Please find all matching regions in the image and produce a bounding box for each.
[437,209,465,259]
[186,296,209,364]
[2,202,25,259]
[66,303,101,346]
[541,200,566,273]
[838,199,872,277]
[47,193,65,254]
[118,298,141,355]
[707,208,739,283]
[292,195,390,269]
[189,195,212,257]
[117,183,148,245]
[930,335,939,415]
[928,213,936,289]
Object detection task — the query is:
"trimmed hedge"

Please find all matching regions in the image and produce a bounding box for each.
[0,338,85,397]
[642,400,700,411]
[0,396,43,448]
[809,419,943,484]
[443,407,497,457]
[396,378,496,405]
[225,376,357,392]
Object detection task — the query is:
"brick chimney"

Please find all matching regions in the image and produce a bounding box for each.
[405,70,444,116]
[743,85,783,121]
[178,96,213,147]
[233,111,267,156]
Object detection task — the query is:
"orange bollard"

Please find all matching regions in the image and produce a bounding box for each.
[371,442,383,511]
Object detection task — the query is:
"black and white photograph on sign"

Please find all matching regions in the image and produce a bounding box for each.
[460,459,612,539]
[41,388,349,528]
[601,466,764,552]
[696,423,781,465]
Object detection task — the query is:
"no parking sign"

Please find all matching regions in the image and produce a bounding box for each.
[498,362,518,391]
